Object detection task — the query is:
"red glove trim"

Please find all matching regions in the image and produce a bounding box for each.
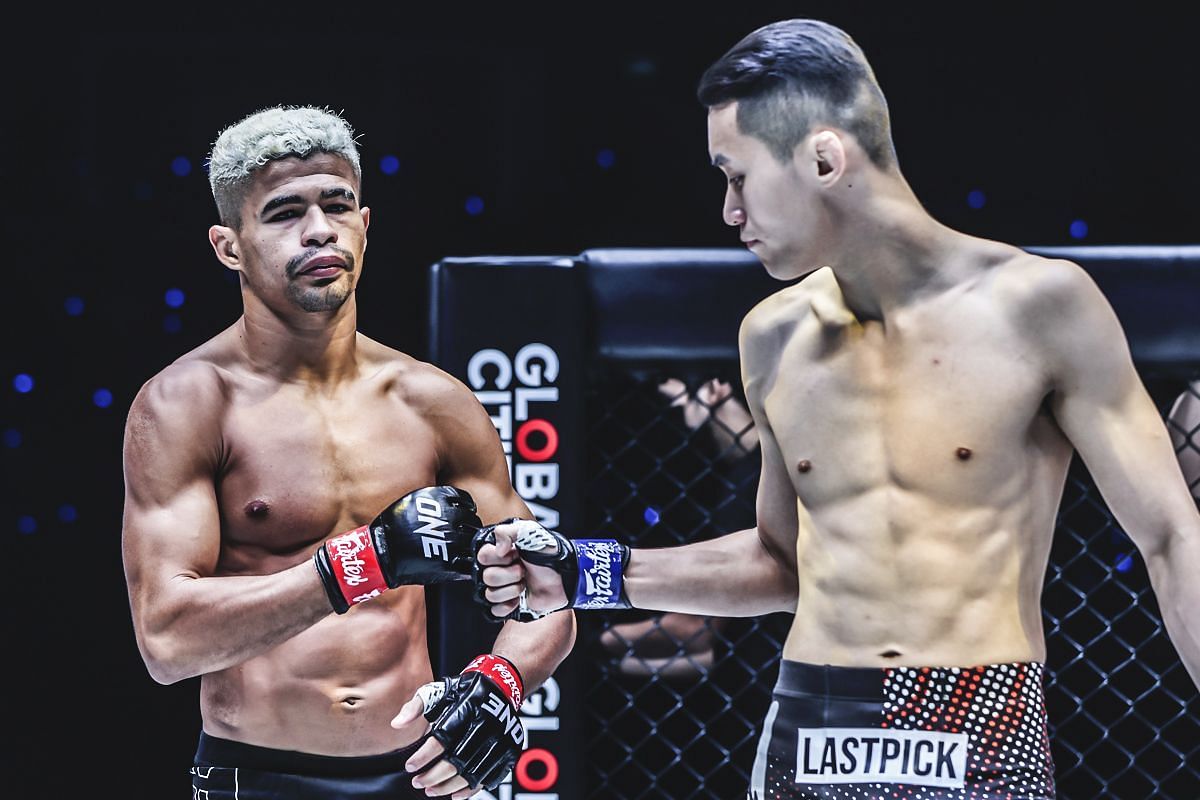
[323,525,388,608]
[463,654,525,709]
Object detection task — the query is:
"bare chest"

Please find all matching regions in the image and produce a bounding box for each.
[764,310,1053,506]
[216,384,439,563]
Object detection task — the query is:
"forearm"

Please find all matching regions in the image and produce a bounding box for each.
[135,561,331,684]
[624,528,797,616]
[1147,524,1200,690]
[493,608,577,691]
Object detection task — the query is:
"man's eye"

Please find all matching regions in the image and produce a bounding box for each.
[268,209,299,222]
[324,203,351,214]
[729,176,744,190]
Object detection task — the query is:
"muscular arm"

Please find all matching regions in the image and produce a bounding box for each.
[121,366,331,685]
[617,301,801,616]
[1035,259,1200,688]
[427,370,576,689]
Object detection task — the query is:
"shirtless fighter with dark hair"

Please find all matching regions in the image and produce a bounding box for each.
[476,19,1200,800]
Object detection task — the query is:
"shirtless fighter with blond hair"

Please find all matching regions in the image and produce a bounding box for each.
[122,105,574,799]
[475,19,1200,799]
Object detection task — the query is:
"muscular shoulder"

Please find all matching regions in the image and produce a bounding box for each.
[124,357,232,478]
[986,252,1110,335]
[739,270,824,367]
[360,337,480,419]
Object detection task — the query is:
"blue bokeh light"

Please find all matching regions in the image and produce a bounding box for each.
[18,516,36,535]
[1069,219,1089,240]
[165,288,186,308]
[380,154,400,175]
[465,196,485,216]
[967,189,986,209]
[164,314,183,333]
[171,156,192,177]
[643,506,661,526]
[13,373,34,393]
[65,296,85,316]
[596,148,616,169]
[3,428,20,448]
[58,504,78,523]
[1115,553,1134,573]
[93,388,113,408]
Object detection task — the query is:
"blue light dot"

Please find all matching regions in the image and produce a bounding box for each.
[18,516,36,535]
[380,154,400,175]
[93,388,113,408]
[596,148,617,169]
[58,504,78,523]
[165,288,186,308]
[13,373,34,393]
[465,196,485,216]
[643,506,660,526]
[967,189,986,209]
[1069,219,1089,240]
[64,296,85,316]
[164,314,183,333]
[1115,553,1133,573]
[627,58,657,77]
[3,428,20,448]
[171,156,192,177]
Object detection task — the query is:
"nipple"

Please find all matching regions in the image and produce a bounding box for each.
[796,459,813,474]
[245,499,271,517]
[955,448,972,461]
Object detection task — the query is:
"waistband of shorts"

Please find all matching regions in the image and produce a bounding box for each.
[776,659,1045,700]
[194,731,422,777]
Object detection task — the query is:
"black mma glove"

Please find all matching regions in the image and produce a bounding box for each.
[415,654,527,791]
[473,518,632,622]
[313,485,481,613]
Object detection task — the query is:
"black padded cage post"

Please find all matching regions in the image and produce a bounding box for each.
[431,245,1200,800]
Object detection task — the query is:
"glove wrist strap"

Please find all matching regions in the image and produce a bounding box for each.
[570,539,631,610]
[320,525,388,612]
[462,654,525,709]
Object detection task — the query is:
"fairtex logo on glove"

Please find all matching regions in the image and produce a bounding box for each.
[463,654,525,709]
[324,526,389,606]
[573,540,626,609]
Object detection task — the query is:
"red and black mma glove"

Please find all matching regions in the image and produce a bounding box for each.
[313,485,481,613]
[472,519,632,622]
[415,654,528,791]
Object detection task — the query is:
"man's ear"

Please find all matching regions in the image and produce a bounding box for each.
[208,225,242,272]
[361,206,370,251]
[806,130,847,186]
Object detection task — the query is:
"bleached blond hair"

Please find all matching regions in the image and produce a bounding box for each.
[206,105,362,228]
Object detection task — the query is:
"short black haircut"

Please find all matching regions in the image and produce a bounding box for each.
[697,19,896,168]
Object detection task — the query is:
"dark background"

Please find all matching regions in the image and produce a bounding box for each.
[6,5,1197,796]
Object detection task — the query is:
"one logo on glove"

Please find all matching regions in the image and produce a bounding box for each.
[574,540,625,609]
[409,495,455,562]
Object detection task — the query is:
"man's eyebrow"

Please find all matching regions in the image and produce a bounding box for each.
[260,187,358,216]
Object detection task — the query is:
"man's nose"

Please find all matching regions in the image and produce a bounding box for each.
[302,206,338,247]
[722,190,745,227]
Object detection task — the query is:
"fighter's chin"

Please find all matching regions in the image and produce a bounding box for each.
[291,284,353,313]
[758,252,818,283]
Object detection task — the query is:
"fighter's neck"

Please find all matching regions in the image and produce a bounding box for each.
[235,303,362,384]
[823,186,971,322]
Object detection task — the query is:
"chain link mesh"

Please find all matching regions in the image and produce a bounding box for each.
[579,362,1200,800]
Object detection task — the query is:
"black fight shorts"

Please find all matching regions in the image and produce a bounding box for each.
[191,731,435,799]
[748,660,1056,799]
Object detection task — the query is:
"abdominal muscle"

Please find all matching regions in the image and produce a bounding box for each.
[199,587,433,756]
[781,487,1055,670]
